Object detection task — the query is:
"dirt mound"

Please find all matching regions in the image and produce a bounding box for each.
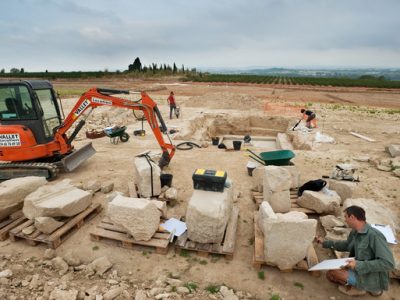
[185,92,264,110]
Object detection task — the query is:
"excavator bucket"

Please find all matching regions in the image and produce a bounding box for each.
[61,142,96,172]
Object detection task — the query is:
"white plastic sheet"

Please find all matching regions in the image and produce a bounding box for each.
[314,131,335,143]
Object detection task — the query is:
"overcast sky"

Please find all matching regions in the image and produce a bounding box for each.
[0,0,399,72]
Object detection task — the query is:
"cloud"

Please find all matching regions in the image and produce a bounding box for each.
[0,0,399,71]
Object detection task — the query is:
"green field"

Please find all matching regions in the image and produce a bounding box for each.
[2,71,400,89]
[184,74,400,89]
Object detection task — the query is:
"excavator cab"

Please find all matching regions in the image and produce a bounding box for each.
[0,80,62,145]
[0,80,95,180]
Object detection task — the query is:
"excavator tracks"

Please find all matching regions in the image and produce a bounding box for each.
[0,162,58,181]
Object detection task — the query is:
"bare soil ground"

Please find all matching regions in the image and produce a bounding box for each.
[1,78,399,300]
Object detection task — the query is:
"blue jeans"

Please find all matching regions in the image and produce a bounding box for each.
[347,270,357,286]
[169,105,176,119]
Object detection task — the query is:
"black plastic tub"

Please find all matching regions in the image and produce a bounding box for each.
[233,140,242,150]
[160,173,173,187]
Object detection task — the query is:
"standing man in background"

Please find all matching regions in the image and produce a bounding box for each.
[167,91,177,119]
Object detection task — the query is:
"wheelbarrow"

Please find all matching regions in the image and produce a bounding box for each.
[103,126,130,144]
[247,149,295,166]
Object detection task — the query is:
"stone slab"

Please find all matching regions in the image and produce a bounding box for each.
[107,195,161,241]
[0,177,47,220]
[23,180,92,219]
[258,201,317,270]
[328,180,357,204]
[186,186,233,244]
[297,190,341,214]
[134,157,161,198]
[263,166,292,192]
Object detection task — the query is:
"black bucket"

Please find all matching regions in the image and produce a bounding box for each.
[211,137,219,145]
[160,174,173,187]
[233,140,242,151]
[247,167,256,176]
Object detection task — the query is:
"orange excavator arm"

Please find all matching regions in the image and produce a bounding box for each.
[55,87,175,167]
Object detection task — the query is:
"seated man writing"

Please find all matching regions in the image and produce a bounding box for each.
[316,205,395,296]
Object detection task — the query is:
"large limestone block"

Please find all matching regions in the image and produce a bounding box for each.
[108,195,161,241]
[0,176,47,219]
[263,190,291,213]
[263,166,292,192]
[343,198,398,231]
[23,180,92,219]
[328,180,357,204]
[281,165,300,189]
[186,186,233,244]
[320,215,345,230]
[258,202,317,270]
[297,190,341,214]
[277,211,309,221]
[289,131,313,150]
[251,166,265,192]
[150,200,167,218]
[34,217,64,234]
[276,133,293,150]
[258,200,276,220]
[386,144,400,157]
[134,157,161,198]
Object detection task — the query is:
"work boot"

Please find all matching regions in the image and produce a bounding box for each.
[338,285,366,296]
[368,290,383,297]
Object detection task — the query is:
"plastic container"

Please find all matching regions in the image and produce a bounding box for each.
[211,137,219,145]
[246,161,259,176]
[233,140,242,150]
[160,174,173,187]
[192,169,227,192]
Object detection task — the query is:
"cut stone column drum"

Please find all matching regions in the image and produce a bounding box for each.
[186,186,233,244]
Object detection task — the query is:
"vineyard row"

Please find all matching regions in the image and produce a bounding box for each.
[185,74,400,89]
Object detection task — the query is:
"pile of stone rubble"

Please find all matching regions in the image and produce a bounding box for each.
[0,251,256,300]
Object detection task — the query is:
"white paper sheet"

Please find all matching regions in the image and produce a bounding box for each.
[371,224,397,244]
[308,257,355,271]
[160,218,187,237]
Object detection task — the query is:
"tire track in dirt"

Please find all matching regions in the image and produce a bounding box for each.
[325,93,353,103]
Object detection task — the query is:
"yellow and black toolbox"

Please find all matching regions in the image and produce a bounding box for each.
[192,169,227,192]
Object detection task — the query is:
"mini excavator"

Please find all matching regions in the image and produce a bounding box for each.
[0,80,175,180]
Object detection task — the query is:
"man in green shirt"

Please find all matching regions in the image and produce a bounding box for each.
[316,205,395,296]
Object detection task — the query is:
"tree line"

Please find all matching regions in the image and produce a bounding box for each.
[0,57,196,76]
[128,57,195,74]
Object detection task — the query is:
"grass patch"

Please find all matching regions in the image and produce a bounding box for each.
[184,282,198,293]
[199,259,208,265]
[294,282,304,290]
[179,249,190,257]
[56,88,88,97]
[92,245,99,251]
[270,294,281,300]
[258,271,265,280]
[210,253,221,263]
[205,284,220,294]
